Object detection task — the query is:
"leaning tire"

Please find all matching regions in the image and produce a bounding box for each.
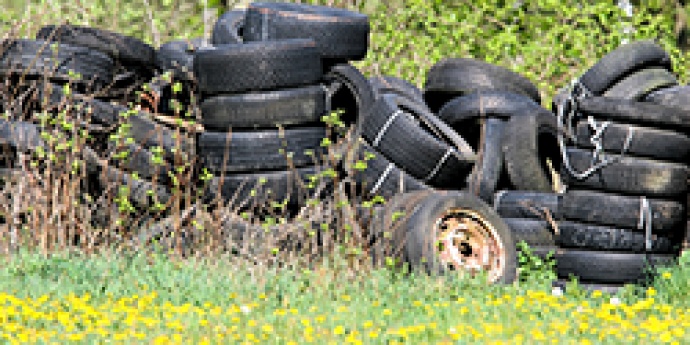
[361,93,476,188]
[578,40,672,95]
[602,67,677,100]
[502,109,561,192]
[424,58,541,112]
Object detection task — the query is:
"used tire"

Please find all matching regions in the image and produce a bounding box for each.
[574,120,690,163]
[563,147,687,198]
[243,2,370,61]
[437,91,542,125]
[576,97,690,132]
[645,85,690,112]
[369,75,425,104]
[0,39,114,86]
[344,139,429,199]
[493,190,561,218]
[374,190,518,284]
[505,218,679,253]
[200,85,326,130]
[466,117,505,203]
[211,9,246,45]
[602,67,677,100]
[361,93,476,189]
[424,58,541,112]
[561,190,685,233]
[156,37,208,76]
[36,24,156,68]
[554,249,676,284]
[502,218,557,249]
[403,191,517,284]
[194,39,322,95]
[197,126,328,173]
[502,109,561,192]
[204,165,323,209]
[578,40,672,95]
[323,63,376,130]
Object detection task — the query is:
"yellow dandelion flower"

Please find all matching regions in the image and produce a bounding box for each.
[369,331,379,339]
[289,308,298,315]
[287,342,298,345]
[153,335,170,344]
[372,301,380,307]
[363,320,374,329]
[662,272,672,279]
[337,306,349,313]
[647,287,657,297]
[258,293,267,300]
[262,325,273,333]
[334,326,345,335]
[246,333,256,341]
[413,300,423,307]
[383,309,392,316]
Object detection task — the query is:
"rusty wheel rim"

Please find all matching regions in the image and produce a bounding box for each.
[434,208,506,283]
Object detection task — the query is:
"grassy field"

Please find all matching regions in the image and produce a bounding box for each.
[0,250,689,344]
[1,1,690,343]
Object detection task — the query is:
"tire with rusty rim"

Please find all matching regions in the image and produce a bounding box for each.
[378,190,518,284]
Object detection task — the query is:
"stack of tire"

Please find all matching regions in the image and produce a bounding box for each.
[421,58,563,204]
[195,2,371,214]
[495,40,688,287]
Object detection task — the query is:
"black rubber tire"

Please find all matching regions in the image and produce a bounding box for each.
[197,126,327,173]
[557,221,681,253]
[36,24,156,68]
[344,139,430,200]
[200,85,326,130]
[97,164,171,211]
[323,63,376,129]
[211,9,246,45]
[493,190,561,218]
[203,166,323,208]
[466,117,505,203]
[156,37,208,75]
[361,93,476,189]
[424,58,541,112]
[0,119,45,153]
[369,75,425,104]
[127,112,195,162]
[437,90,542,124]
[502,109,561,192]
[502,218,557,248]
[113,142,172,185]
[194,39,322,95]
[505,218,679,253]
[243,2,370,61]
[394,190,518,284]
[645,85,690,112]
[0,39,114,85]
[578,40,672,95]
[563,147,687,198]
[576,97,690,133]
[561,190,685,234]
[554,249,677,284]
[574,120,690,163]
[602,67,678,100]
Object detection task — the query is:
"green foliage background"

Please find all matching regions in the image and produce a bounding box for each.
[2,0,690,106]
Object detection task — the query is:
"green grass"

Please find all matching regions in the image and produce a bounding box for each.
[0,249,689,344]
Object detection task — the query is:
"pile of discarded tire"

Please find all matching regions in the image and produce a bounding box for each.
[0,1,687,289]
[494,40,689,287]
